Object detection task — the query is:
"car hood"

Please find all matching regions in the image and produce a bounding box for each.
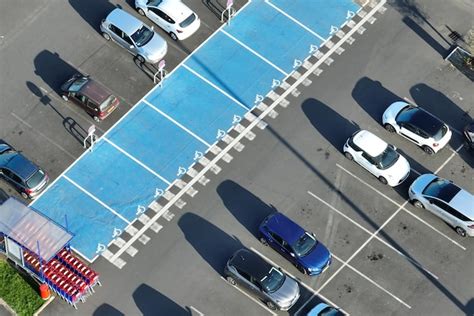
[383,101,409,123]
[141,33,167,60]
[299,242,331,271]
[269,276,299,306]
[386,154,410,179]
[410,173,437,194]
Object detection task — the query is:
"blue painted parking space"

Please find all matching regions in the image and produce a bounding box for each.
[31,0,360,262]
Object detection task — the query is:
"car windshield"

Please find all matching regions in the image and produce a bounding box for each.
[423,178,461,202]
[99,95,116,111]
[320,306,342,316]
[396,105,419,123]
[68,77,88,92]
[26,169,45,189]
[292,232,317,257]
[260,267,285,293]
[131,26,154,47]
[180,13,196,28]
[373,145,399,169]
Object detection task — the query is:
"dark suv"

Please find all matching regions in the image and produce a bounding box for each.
[61,74,120,122]
[224,249,300,311]
[0,142,49,199]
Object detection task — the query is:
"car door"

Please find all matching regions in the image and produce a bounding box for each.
[69,93,88,111]
[1,169,22,189]
[85,99,100,117]
[268,232,287,256]
[235,268,258,293]
[108,24,135,53]
[359,152,378,176]
[399,122,421,144]
[425,197,455,226]
[148,7,175,32]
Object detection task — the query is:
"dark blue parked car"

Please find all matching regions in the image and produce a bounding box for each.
[259,213,331,276]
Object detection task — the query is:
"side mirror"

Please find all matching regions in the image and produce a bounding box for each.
[290,253,295,258]
[129,45,134,49]
[151,25,154,30]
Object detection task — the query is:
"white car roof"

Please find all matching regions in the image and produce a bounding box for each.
[159,0,194,22]
[353,130,388,157]
[106,9,143,35]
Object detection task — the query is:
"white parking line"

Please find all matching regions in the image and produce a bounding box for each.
[331,254,411,309]
[220,30,289,76]
[250,248,348,315]
[182,64,249,111]
[307,191,439,279]
[102,137,171,185]
[63,175,131,224]
[435,143,464,174]
[143,100,211,147]
[188,306,204,316]
[336,163,466,250]
[410,168,421,176]
[264,0,327,42]
[220,276,277,315]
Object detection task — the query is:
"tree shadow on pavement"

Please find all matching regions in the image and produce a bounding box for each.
[93,303,124,316]
[217,180,277,239]
[133,284,188,316]
[178,212,243,275]
[68,0,118,33]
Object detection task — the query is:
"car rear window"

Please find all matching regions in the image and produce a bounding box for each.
[99,95,116,111]
[432,124,448,141]
[423,178,461,202]
[179,13,196,28]
[26,169,45,189]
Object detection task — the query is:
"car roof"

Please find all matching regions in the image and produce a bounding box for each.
[265,213,305,245]
[0,152,38,180]
[229,249,272,280]
[398,107,443,136]
[449,190,474,220]
[352,130,387,157]
[159,0,193,22]
[106,8,143,35]
[80,79,112,104]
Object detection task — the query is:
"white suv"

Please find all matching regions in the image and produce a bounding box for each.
[343,130,410,186]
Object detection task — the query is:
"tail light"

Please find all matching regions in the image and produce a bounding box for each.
[468,224,474,229]
[24,188,34,195]
[176,29,183,33]
[432,143,439,147]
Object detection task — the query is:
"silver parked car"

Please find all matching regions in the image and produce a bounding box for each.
[224,249,300,311]
[409,174,474,237]
[100,8,168,64]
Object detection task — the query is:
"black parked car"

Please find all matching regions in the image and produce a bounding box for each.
[0,142,49,199]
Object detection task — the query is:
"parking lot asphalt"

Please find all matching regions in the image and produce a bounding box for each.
[1,0,474,315]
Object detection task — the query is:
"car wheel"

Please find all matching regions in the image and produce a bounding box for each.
[378,176,388,185]
[21,192,29,199]
[226,276,236,285]
[169,32,178,41]
[344,152,353,161]
[259,237,268,246]
[136,55,146,64]
[62,95,69,102]
[102,32,111,41]
[137,8,145,16]
[455,227,466,237]
[93,116,100,122]
[384,123,396,133]
[422,145,435,155]
[297,265,307,275]
[266,301,277,310]
[412,200,424,209]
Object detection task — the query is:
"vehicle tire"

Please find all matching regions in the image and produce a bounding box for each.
[93,116,100,122]
[137,8,145,16]
[422,145,435,155]
[378,176,388,185]
[169,32,178,41]
[62,95,69,102]
[137,55,146,64]
[266,301,277,310]
[344,152,353,161]
[259,237,268,246]
[455,227,466,237]
[297,265,307,275]
[384,123,396,133]
[21,192,29,199]
[102,32,111,41]
[226,276,236,285]
[412,200,424,209]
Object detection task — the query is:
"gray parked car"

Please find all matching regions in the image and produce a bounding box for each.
[100,8,168,64]
[224,249,300,311]
[409,174,474,237]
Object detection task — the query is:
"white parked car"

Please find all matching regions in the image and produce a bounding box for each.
[409,174,474,237]
[135,0,200,41]
[382,101,452,154]
[343,130,410,186]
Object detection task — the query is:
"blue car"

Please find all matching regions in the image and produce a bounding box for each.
[258,213,331,275]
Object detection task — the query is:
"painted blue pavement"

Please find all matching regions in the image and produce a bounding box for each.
[32,178,126,260]
[270,0,360,36]
[146,67,248,145]
[224,0,322,74]
[31,0,360,262]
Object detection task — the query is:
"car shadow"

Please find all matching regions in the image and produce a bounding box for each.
[178,212,243,275]
[216,180,277,239]
[68,0,119,33]
[26,81,88,146]
[93,303,124,316]
[133,284,188,316]
[352,77,404,125]
[302,98,360,151]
